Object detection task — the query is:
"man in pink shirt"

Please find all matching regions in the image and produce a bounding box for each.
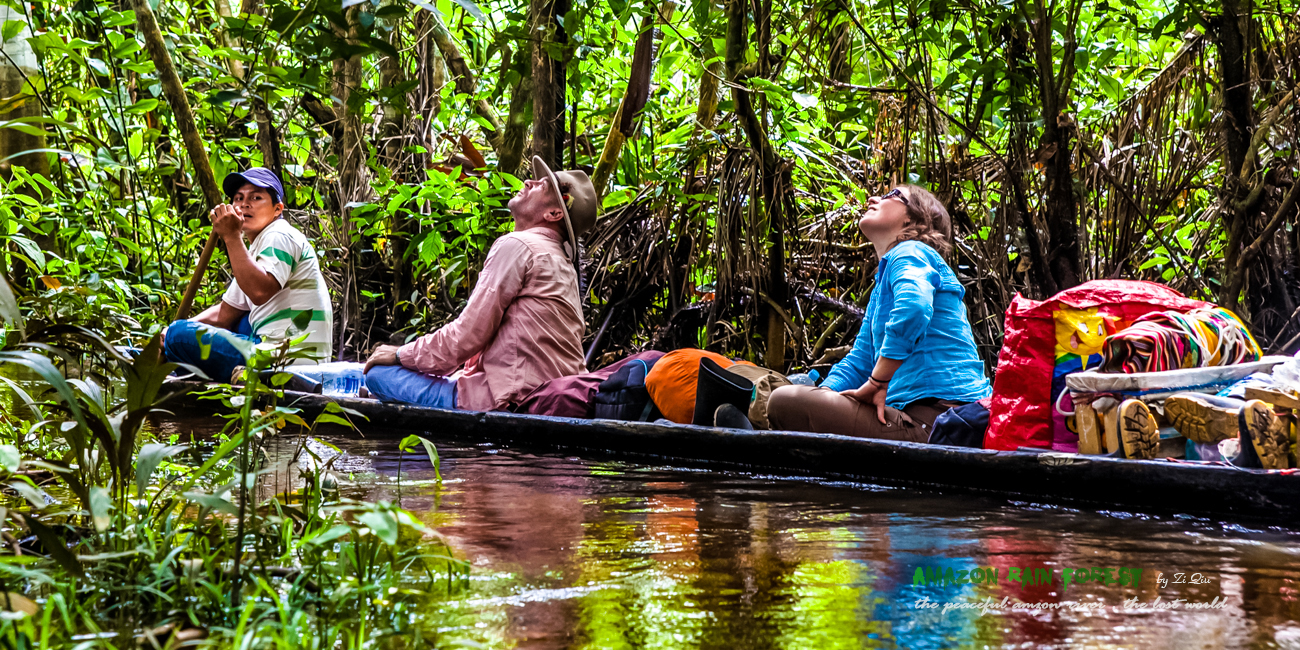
[362,157,596,411]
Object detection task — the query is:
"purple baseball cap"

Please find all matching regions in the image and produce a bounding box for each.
[222,167,284,204]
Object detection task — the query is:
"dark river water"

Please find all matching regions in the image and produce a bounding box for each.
[158,419,1300,649]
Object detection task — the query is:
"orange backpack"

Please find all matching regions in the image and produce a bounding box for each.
[645,349,755,424]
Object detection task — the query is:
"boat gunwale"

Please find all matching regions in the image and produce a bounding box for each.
[166,381,1300,524]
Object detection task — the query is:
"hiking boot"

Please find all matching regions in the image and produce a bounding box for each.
[1118,399,1159,460]
[714,403,754,430]
[1163,393,1246,444]
[1237,399,1290,470]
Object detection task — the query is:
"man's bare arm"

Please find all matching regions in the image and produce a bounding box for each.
[194,301,248,330]
[212,204,281,305]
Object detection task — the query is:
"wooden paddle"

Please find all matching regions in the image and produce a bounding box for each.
[131,0,226,321]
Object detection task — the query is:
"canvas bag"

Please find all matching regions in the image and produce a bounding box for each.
[983,280,1208,451]
[724,364,792,429]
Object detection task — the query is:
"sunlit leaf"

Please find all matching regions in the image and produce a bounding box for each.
[400,435,442,482]
[449,0,485,21]
[135,443,187,497]
[0,445,19,474]
[88,486,111,533]
[356,509,399,545]
[0,274,21,337]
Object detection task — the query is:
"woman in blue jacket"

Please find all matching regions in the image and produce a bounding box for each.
[768,185,991,442]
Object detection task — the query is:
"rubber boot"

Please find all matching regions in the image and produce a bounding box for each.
[714,403,754,430]
[692,358,755,426]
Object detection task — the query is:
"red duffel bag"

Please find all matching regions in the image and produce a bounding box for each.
[983,280,1209,451]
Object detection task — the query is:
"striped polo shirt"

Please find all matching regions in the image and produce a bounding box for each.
[222,218,333,363]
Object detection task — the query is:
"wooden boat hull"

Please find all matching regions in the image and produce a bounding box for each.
[169,384,1300,523]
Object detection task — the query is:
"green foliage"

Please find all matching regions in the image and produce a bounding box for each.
[0,275,468,645]
[0,0,1289,364]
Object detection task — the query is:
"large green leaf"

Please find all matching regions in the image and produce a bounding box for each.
[24,516,82,578]
[0,445,19,474]
[0,351,87,430]
[88,486,111,533]
[356,509,399,546]
[0,274,22,338]
[135,443,188,498]
[399,434,441,482]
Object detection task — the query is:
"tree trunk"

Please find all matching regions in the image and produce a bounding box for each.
[332,6,370,209]
[380,21,412,326]
[378,25,408,178]
[592,2,675,200]
[213,0,246,80]
[211,0,281,178]
[0,5,52,284]
[131,0,225,320]
[824,1,851,124]
[1007,18,1056,297]
[529,0,571,171]
[498,47,534,176]
[251,97,284,178]
[332,6,369,359]
[1027,0,1082,291]
[694,37,722,133]
[426,9,504,155]
[726,0,788,370]
[1216,0,1254,313]
[413,10,446,171]
[0,6,47,183]
[0,11,47,182]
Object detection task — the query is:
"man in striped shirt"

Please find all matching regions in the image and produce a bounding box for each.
[164,167,333,381]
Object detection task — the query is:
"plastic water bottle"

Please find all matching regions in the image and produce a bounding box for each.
[307,362,365,397]
[787,369,820,386]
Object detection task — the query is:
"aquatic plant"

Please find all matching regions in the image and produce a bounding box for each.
[0,277,468,647]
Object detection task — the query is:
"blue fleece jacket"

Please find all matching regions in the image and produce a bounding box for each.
[821,240,992,409]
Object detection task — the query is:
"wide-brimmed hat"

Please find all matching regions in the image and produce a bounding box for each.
[532,155,596,261]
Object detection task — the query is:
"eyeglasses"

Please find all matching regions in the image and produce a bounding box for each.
[881,188,910,206]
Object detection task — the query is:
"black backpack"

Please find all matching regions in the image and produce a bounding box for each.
[592,358,659,421]
[928,400,990,448]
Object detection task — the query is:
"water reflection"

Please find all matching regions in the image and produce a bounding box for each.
[155,419,1300,649]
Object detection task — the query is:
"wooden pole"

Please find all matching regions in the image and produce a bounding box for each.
[131,0,225,321]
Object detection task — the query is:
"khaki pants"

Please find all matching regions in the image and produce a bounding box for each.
[767,385,957,443]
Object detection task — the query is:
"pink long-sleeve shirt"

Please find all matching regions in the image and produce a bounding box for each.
[397,229,587,411]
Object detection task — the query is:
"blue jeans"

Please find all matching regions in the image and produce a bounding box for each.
[163,318,260,382]
[364,366,458,409]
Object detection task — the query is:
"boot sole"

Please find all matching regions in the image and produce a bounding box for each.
[1119,399,1158,460]
[1164,395,1239,444]
[1242,400,1289,470]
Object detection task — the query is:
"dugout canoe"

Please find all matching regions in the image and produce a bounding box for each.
[168,382,1300,524]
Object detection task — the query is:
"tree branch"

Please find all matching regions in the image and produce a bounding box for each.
[1238,174,1300,270]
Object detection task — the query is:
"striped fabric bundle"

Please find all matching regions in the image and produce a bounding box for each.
[1099,307,1261,374]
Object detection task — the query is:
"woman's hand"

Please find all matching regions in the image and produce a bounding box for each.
[364,344,401,373]
[841,379,889,424]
